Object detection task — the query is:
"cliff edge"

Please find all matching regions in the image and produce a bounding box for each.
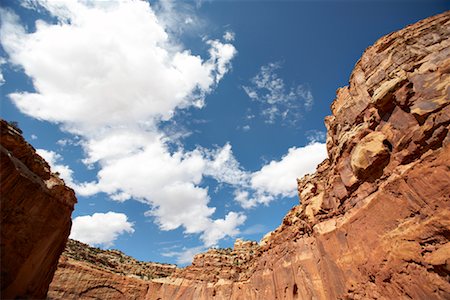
[48,11,450,300]
[0,120,77,299]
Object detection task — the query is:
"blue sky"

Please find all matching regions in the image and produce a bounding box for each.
[1,0,448,265]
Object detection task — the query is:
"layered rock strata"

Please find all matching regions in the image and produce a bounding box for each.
[48,11,450,299]
[62,239,177,280]
[0,120,77,299]
[48,239,255,299]
[47,239,176,299]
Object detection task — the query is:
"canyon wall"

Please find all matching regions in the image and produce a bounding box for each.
[48,11,450,299]
[48,239,177,299]
[0,120,77,299]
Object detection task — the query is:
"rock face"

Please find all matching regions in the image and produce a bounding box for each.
[0,120,77,299]
[48,239,259,299]
[350,131,390,180]
[48,11,450,300]
[61,239,177,280]
[47,239,177,299]
[171,239,260,283]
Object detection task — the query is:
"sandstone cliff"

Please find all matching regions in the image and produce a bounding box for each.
[48,11,450,299]
[62,239,177,281]
[0,120,77,299]
[47,239,177,299]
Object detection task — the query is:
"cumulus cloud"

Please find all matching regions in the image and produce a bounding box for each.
[1,0,242,254]
[37,148,74,183]
[2,0,327,262]
[70,212,135,248]
[234,142,327,208]
[190,141,327,209]
[251,143,327,197]
[0,1,235,131]
[200,212,246,247]
[243,62,313,125]
[36,148,99,196]
[160,211,247,264]
[202,143,249,186]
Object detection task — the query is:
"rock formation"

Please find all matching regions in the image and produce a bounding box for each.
[0,120,77,299]
[47,10,449,299]
[62,239,177,280]
[47,239,177,299]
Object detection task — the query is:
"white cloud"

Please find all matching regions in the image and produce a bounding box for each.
[153,0,204,36]
[70,212,134,248]
[36,148,98,196]
[36,149,75,184]
[200,212,246,247]
[202,143,249,186]
[56,138,74,147]
[306,130,326,143]
[233,188,271,209]
[30,134,38,140]
[78,132,247,248]
[0,56,6,85]
[243,62,313,125]
[233,142,327,208]
[207,39,237,83]
[1,0,327,261]
[0,2,235,131]
[159,210,246,264]
[188,141,327,210]
[251,143,326,198]
[223,30,235,42]
[1,0,242,252]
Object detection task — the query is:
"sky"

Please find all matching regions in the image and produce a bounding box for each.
[1,0,448,265]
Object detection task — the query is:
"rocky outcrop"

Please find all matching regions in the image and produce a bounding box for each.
[47,239,176,299]
[171,239,260,283]
[49,257,152,299]
[0,120,77,299]
[48,239,258,299]
[48,11,450,299]
[61,239,176,280]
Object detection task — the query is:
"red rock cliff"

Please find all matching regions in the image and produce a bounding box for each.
[0,120,77,299]
[48,11,450,300]
[47,239,177,299]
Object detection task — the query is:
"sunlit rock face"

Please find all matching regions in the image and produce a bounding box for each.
[47,239,177,300]
[0,120,77,299]
[48,11,450,300]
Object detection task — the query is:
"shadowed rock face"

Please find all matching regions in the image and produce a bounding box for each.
[0,120,77,299]
[48,11,450,300]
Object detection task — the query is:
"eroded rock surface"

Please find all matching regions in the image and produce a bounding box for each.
[47,239,176,299]
[48,11,450,300]
[61,239,177,281]
[0,120,77,299]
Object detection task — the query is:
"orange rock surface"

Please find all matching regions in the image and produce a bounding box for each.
[0,120,77,299]
[47,11,450,299]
